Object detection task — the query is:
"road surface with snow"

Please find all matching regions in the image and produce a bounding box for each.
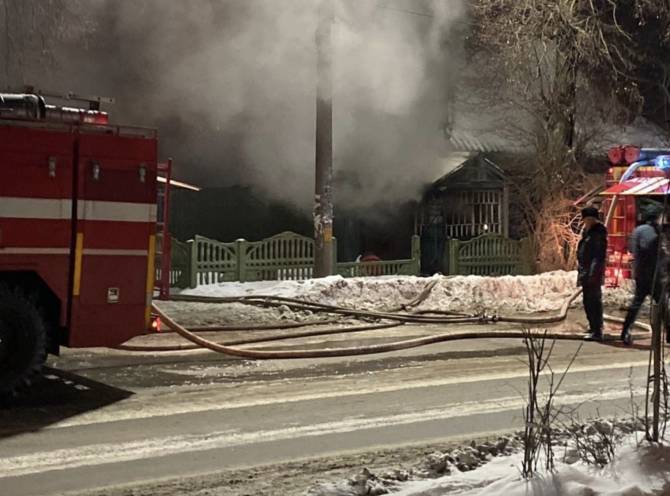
[0,312,655,496]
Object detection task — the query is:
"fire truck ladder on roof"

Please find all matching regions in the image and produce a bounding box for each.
[18,86,115,110]
[156,159,173,300]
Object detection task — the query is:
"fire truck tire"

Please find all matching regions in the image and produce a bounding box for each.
[0,286,47,399]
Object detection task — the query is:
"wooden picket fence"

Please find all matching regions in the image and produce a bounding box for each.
[447,234,533,276]
[166,231,421,288]
[337,236,421,278]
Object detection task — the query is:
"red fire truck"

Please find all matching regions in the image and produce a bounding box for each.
[599,146,670,287]
[0,92,181,397]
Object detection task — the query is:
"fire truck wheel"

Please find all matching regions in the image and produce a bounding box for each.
[0,286,47,399]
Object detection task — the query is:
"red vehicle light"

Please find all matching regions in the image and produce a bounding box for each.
[80,111,109,125]
[608,146,624,165]
[624,145,641,164]
[151,316,161,332]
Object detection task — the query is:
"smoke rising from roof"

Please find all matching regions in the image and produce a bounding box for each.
[12,0,466,209]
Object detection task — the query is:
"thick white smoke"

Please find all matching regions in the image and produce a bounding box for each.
[5,0,467,210]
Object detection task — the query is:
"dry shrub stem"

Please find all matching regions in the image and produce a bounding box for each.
[521,329,583,478]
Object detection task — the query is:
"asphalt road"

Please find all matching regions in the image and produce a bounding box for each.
[0,317,656,496]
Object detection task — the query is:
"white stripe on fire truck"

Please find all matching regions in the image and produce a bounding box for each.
[0,197,157,223]
[0,248,148,256]
[80,200,157,223]
[622,178,656,195]
[637,178,669,195]
[625,177,667,195]
[0,197,72,220]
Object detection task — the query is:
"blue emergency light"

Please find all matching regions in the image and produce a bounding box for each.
[654,155,670,173]
[621,150,670,182]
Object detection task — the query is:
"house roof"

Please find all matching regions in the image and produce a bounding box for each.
[589,118,670,150]
[432,153,506,188]
[449,95,669,154]
[447,129,520,153]
[437,151,474,177]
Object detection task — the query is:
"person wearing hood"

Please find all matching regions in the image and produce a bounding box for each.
[577,206,608,341]
[620,204,663,345]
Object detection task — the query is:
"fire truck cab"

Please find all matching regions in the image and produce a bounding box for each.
[0,93,163,397]
[600,146,670,287]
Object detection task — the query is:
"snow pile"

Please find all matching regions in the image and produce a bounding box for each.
[603,281,636,309]
[183,272,584,313]
[417,272,576,313]
[156,300,325,327]
[307,428,670,496]
[390,435,670,496]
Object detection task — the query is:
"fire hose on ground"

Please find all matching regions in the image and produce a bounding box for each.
[118,179,656,358]
[114,320,402,352]
[131,285,652,358]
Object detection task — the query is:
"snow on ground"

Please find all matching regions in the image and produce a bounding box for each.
[180,271,635,315]
[155,299,329,327]
[308,428,670,496]
[389,434,670,496]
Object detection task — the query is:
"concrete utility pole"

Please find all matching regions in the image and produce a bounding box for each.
[313,0,334,278]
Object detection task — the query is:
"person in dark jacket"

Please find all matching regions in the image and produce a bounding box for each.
[577,206,608,341]
[620,205,663,345]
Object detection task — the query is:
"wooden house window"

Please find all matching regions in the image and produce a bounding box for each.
[444,190,503,239]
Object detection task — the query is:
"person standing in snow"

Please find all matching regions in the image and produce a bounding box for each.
[620,205,663,345]
[577,206,608,341]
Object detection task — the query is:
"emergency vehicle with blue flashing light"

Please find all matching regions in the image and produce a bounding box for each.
[0,92,198,397]
[599,146,670,288]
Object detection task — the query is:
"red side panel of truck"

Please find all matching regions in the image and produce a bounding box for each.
[0,119,158,347]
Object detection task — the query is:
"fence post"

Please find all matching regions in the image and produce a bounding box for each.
[236,239,247,282]
[448,239,460,275]
[331,236,338,276]
[411,235,421,275]
[189,238,198,288]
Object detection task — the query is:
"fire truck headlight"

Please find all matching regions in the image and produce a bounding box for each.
[139,164,147,183]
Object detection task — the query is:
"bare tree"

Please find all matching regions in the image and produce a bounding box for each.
[468,0,670,270]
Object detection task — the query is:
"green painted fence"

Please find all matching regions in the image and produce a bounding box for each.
[156,235,192,289]
[241,232,317,282]
[447,234,533,276]
[190,234,239,285]
[170,231,421,287]
[336,236,421,278]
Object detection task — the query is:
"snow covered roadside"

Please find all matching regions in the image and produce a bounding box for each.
[307,424,670,496]
[388,434,670,496]
[179,271,634,314]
